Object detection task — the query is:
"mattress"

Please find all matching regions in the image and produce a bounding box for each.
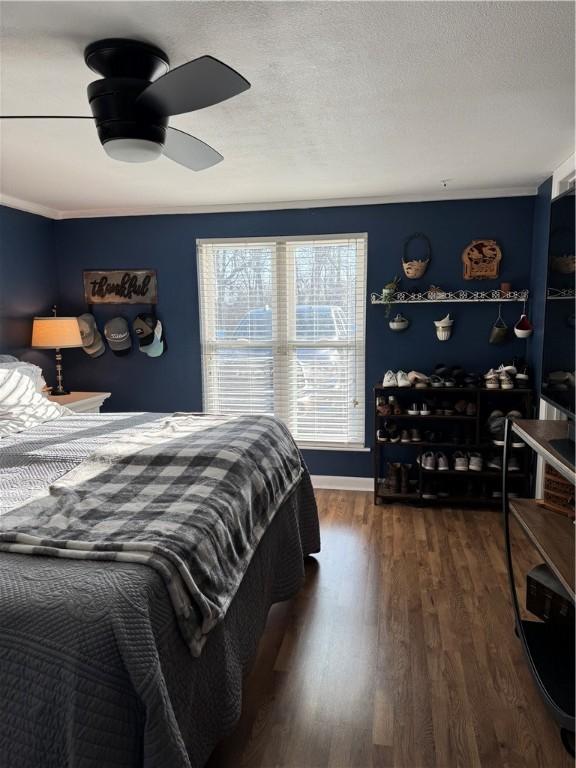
[0,413,320,768]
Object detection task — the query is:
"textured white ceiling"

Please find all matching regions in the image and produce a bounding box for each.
[0,1,574,217]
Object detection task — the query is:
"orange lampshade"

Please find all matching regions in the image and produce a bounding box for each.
[31,317,83,349]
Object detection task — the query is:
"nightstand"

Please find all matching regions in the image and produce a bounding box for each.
[47,391,111,414]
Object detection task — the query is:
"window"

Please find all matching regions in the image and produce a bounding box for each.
[197,234,367,449]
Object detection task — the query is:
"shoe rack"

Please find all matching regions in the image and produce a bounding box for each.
[373,384,534,506]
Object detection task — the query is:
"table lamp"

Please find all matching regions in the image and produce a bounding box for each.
[31,311,83,396]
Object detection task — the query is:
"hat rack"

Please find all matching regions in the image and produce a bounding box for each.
[371,288,529,305]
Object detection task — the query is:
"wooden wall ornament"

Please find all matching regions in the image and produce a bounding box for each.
[461,240,502,280]
[83,270,158,304]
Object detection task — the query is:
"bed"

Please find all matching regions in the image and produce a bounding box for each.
[0,406,320,768]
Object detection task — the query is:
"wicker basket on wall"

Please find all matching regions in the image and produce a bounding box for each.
[402,233,431,279]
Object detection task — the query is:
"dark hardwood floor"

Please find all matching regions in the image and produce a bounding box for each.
[207,490,572,768]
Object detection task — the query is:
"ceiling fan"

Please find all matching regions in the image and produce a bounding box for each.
[0,38,250,171]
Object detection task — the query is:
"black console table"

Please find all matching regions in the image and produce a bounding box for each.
[503,419,575,755]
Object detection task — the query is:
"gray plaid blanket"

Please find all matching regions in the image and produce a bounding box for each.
[0,412,303,656]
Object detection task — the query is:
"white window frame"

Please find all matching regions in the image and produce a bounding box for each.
[197,233,367,450]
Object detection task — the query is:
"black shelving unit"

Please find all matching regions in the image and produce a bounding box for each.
[503,419,575,755]
[373,384,534,505]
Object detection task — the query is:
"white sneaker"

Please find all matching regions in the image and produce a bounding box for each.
[436,452,449,471]
[469,452,483,471]
[422,451,436,470]
[397,370,411,388]
[499,372,514,390]
[382,371,398,387]
[454,451,469,471]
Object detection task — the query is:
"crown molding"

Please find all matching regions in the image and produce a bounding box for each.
[0,193,61,220]
[1,185,537,221]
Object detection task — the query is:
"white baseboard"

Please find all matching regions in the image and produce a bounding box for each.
[311,475,372,491]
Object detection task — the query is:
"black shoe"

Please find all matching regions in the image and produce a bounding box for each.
[451,366,465,383]
[422,482,437,500]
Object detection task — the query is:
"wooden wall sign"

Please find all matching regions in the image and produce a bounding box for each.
[461,240,502,280]
[83,270,158,304]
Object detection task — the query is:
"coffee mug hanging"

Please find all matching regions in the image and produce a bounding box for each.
[402,233,431,279]
[489,304,508,344]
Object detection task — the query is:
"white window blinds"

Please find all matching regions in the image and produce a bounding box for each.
[197,234,367,448]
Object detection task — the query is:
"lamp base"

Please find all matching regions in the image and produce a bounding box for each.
[52,386,70,397]
[53,348,70,396]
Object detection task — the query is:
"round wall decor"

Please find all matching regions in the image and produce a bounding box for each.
[461,239,502,280]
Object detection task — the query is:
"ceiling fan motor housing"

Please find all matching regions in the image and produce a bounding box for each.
[87,78,167,148]
[85,39,170,155]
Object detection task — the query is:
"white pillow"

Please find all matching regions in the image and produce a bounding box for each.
[0,361,47,393]
[0,368,70,437]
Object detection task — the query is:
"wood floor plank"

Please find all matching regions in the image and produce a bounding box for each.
[207,491,573,768]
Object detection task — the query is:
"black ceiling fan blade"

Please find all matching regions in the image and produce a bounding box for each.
[163,127,223,171]
[0,116,93,119]
[137,55,250,116]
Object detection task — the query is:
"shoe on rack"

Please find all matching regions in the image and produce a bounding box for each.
[400,464,412,494]
[385,462,401,494]
[422,482,438,500]
[508,455,521,472]
[499,371,514,390]
[465,402,477,417]
[377,429,389,442]
[430,375,445,388]
[444,377,457,388]
[411,428,422,442]
[487,454,502,470]
[382,370,398,387]
[377,402,392,416]
[422,451,436,470]
[451,366,465,382]
[434,363,449,377]
[389,396,402,415]
[436,452,449,471]
[464,373,480,388]
[484,369,500,389]
[387,423,400,443]
[469,452,483,471]
[400,429,411,443]
[397,370,411,388]
[420,402,432,415]
[515,363,530,382]
[442,400,455,416]
[454,451,469,471]
[407,403,420,416]
[408,371,430,387]
[454,399,467,414]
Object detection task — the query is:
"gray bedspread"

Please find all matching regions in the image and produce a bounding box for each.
[0,413,320,768]
[0,413,304,655]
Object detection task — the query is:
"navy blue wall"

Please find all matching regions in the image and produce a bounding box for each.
[53,196,535,476]
[527,178,553,393]
[0,206,57,377]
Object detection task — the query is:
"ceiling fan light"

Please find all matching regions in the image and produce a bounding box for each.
[103,138,162,163]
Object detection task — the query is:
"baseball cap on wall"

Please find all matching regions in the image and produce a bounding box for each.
[104,317,132,356]
[132,313,156,347]
[133,313,165,357]
[78,313,105,358]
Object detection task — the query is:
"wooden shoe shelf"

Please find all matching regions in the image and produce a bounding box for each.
[373,384,534,505]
